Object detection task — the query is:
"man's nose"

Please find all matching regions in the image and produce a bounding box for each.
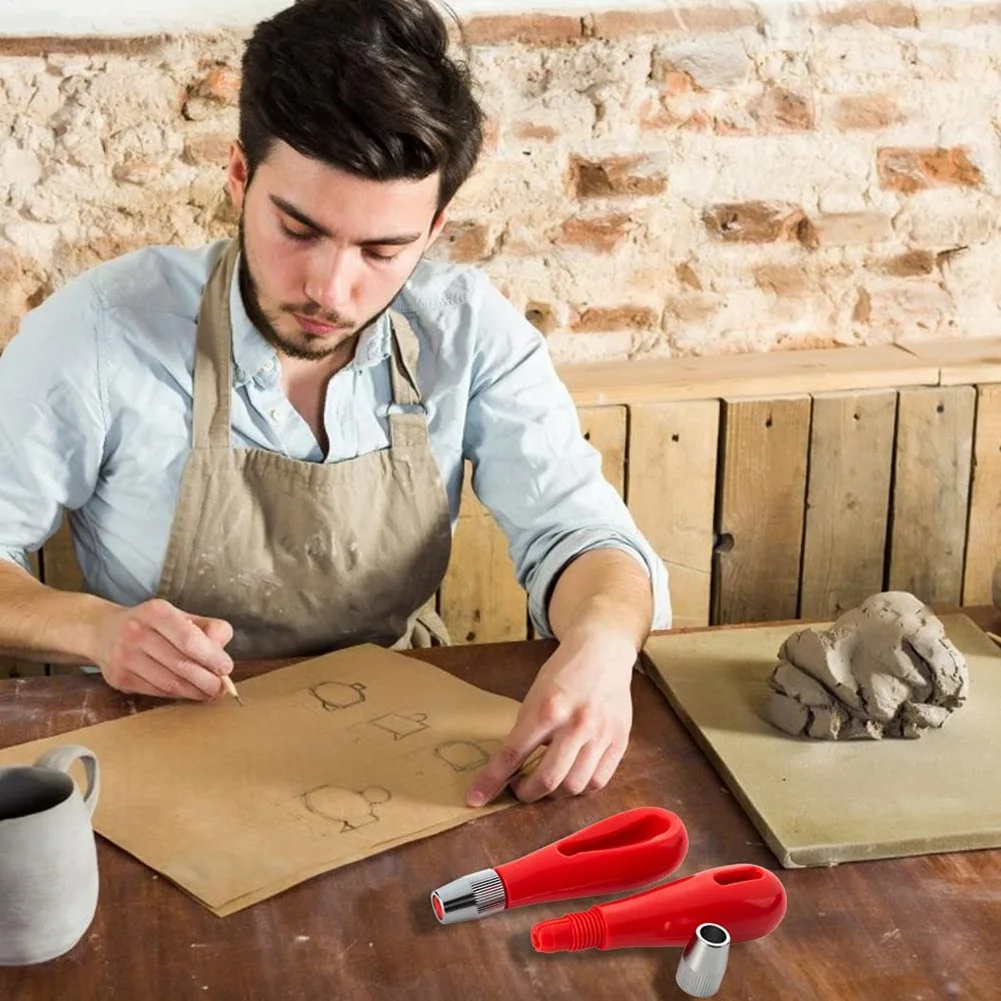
[306,248,356,313]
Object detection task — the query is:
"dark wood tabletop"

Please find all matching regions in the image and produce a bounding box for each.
[2,609,1000,1001]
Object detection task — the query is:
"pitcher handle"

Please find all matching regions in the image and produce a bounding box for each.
[33,744,100,819]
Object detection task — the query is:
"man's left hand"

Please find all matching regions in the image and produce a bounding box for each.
[465,624,638,806]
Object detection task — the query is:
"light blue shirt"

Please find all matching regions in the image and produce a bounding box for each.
[0,241,671,637]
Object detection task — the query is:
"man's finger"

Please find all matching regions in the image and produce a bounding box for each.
[587,742,627,793]
[550,740,605,799]
[466,717,549,807]
[145,601,232,674]
[189,614,235,651]
[138,630,225,698]
[511,733,586,803]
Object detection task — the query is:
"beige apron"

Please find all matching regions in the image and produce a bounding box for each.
[156,239,452,660]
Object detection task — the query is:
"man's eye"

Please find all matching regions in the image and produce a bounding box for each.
[365,249,400,263]
[280,222,316,242]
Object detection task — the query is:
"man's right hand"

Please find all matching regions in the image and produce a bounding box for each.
[93,598,234,700]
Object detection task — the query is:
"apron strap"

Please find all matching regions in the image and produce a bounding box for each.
[387,311,430,451]
[192,239,240,450]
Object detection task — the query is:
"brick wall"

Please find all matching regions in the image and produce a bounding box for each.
[1,1,1000,363]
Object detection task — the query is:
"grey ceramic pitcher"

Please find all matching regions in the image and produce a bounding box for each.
[0,744,100,966]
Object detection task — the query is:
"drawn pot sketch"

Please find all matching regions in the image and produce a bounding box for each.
[302,785,391,833]
[369,712,429,740]
[310,682,367,711]
[0,744,100,966]
[434,741,493,773]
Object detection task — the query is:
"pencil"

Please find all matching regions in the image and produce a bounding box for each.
[221,674,245,706]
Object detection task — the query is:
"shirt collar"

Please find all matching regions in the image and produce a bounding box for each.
[227,253,393,386]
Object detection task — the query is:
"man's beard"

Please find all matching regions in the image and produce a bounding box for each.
[237,219,403,363]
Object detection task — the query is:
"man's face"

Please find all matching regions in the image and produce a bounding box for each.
[228,140,446,361]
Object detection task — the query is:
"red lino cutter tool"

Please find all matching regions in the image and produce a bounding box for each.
[431,807,688,924]
[530,863,787,953]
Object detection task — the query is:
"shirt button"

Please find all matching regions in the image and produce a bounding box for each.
[263,358,276,372]
[269,408,282,422]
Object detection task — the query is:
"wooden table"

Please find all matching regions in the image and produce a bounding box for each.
[2,612,1000,1000]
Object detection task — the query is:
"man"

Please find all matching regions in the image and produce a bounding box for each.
[0,0,670,806]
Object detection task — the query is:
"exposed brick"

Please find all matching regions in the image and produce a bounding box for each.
[918,4,1001,28]
[191,65,240,105]
[819,3,918,28]
[440,222,496,263]
[814,213,896,245]
[462,14,583,46]
[774,334,852,351]
[661,71,695,95]
[570,155,668,198]
[664,294,718,325]
[512,123,558,142]
[754,264,812,296]
[525,302,558,335]
[111,157,164,185]
[749,87,816,132]
[853,288,873,324]
[183,133,232,168]
[556,214,632,253]
[877,147,984,194]
[0,35,168,57]
[653,40,752,91]
[572,306,660,332]
[832,94,904,131]
[702,202,813,245]
[592,6,763,39]
[871,250,937,277]
[638,97,681,131]
[676,262,703,291]
[482,117,501,154]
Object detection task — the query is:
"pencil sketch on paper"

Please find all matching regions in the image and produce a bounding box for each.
[434,740,494,773]
[309,681,368,711]
[301,784,392,832]
[368,712,429,740]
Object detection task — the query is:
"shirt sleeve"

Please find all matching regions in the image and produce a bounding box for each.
[0,275,107,573]
[461,275,671,638]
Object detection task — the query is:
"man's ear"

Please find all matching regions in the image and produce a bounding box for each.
[227,141,250,212]
[426,209,448,248]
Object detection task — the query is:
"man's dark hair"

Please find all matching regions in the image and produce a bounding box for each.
[239,0,483,214]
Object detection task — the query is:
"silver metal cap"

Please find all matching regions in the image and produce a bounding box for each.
[430,868,507,924]
[676,923,731,998]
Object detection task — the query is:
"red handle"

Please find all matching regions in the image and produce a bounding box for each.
[497,807,688,908]
[531,863,787,952]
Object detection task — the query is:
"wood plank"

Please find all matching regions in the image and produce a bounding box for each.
[560,343,939,408]
[897,337,1001,387]
[578,406,627,497]
[439,463,527,646]
[628,401,720,629]
[963,384,1001,604]
[713,396,811,625]
[889,386,976,605]
[40,515,85,594]
[799,391,897,619]
[0,552,46,679]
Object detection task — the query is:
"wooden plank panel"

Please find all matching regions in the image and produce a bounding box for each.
[578,406,627,498]
[628,401,720,629]
[0,552,45,679]
[963,385,1001,604]
[889,387,976,605]
[40,516,85,594]
[799,391,897,619]
[439,463,527,646]
[561,343,939,408]
[897,337,1001,387]
[713,397,811,625]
